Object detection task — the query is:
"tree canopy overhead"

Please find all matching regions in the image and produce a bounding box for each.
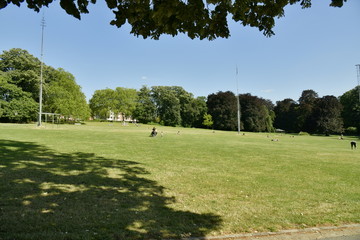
[0,0,346,40]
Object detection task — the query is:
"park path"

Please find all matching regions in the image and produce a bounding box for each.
[177,224,360,240]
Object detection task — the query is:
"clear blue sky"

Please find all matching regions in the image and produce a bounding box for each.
[1,1,359,104]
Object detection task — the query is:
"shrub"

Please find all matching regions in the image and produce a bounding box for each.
[298,131,310,136]
[345,127,357,135]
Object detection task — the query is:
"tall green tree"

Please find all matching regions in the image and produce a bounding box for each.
[274,98,299,132]
[173,86,194,127]
[114,87,138,121]
[297,89,318,133]
[0,48,90,123]
[312,95,343,134]
[339,86,360,133]
[239,93,274,132]
[151,86,181,126]
[167,86,207,128]
[1,0,346,40]
[89,88,117,120]
[46,69,90,120]
[133,86,157,124]
[207,91,237,131]
[0,48,41,100]
[192,96,208,128]
[0,73,38,123]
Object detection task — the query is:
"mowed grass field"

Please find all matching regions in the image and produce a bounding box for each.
[0,122,359,240]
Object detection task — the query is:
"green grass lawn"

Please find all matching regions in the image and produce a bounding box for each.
[0,122,359,239]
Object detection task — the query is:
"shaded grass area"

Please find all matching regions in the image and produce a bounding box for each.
[0,122,360,239]
[0,138,221,239]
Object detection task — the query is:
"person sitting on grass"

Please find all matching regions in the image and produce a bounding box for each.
[150,127,157,137]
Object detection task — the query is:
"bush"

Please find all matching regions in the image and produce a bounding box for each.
[298,131,310,136]
[345,127,357,135]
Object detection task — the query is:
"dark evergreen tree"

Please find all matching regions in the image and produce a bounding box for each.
[274,98,299,132]
[207,91,237,131]
[312,95,343,134]
[238,93,274,132]
[297,90,319,133]
[339,86,360,133]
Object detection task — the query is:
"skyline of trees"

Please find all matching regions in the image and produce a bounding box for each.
[88,86,353,135]
[90,85,207,128]
[273,91,344,135]
[1,48,358,135]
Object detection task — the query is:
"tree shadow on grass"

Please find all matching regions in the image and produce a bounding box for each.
[0,139,222,240]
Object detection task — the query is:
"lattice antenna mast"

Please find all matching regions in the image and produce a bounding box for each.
[37,13,46,126]
[356,64,360,103]
[236,66,241,134]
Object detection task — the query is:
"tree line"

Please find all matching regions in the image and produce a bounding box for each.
[0,48,90,122]
[1,48,359,135]
[90,86,208,128]
[207,89,360,135]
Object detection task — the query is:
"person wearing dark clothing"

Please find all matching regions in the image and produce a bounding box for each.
[150,127,157,137]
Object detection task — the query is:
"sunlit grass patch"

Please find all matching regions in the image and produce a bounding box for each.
[0,122,359,239]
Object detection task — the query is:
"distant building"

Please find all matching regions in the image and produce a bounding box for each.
[107,111,136,122]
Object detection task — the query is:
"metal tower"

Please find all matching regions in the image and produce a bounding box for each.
[356,64,360,102]
[236,66,241,134]
[37,14,46,127]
